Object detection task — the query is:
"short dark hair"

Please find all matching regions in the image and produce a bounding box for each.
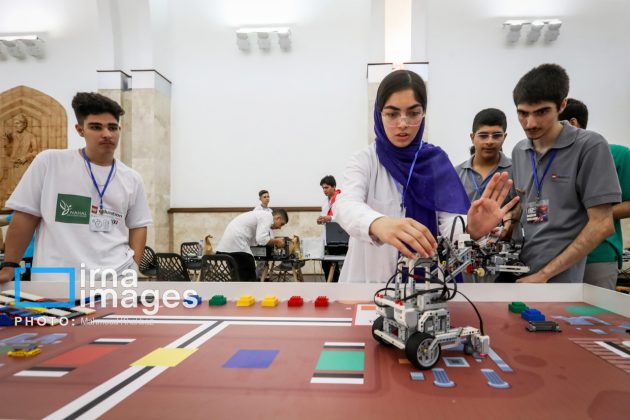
[71,92,125,125]
[472,108,507,133]
[258,190,269,198]
[559,98,589,129]
[272,208,289,224]
[320,175,336,188]
[376,70,427,113]
[512,63,569,110]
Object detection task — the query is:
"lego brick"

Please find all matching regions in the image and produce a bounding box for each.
[508,301,528,313]
[209,295,227,306]
[521,308,545,322]
[183,295,202,307]
[236,295,255,307]
[261,295,279,308]
[314,296,329,307]
[287,296,303,307]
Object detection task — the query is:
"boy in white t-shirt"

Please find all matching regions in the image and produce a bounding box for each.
[0,92,152,282]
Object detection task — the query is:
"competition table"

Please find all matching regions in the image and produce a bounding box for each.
[0,282,629,420]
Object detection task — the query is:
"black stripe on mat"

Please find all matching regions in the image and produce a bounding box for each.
[312,372,364,379]
[27,366,75,372]
[178,321,224,348]
[605,341,630,356]
[63,366,153,420]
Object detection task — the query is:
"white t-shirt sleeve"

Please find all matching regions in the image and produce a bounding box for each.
[125,173,153,229]
[5,150,49,217]
[255,212,273,245]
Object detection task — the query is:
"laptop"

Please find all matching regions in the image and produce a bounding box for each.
[325,222,349,246]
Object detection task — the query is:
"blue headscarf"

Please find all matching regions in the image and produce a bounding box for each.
[374,100,470,236]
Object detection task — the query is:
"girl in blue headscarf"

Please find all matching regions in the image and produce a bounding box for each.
[334,70,518,283]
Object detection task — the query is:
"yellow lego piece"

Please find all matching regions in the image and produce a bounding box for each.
[261,295,279,308]
[25,307,48,313]
[236,295,255,307]
[8,348,42,358]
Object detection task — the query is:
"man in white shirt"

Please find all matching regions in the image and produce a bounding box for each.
[253,189,272,213]
[316,175,340,225]
[316,175,345,281]
[216,208,288,281]
[0,92,152,283]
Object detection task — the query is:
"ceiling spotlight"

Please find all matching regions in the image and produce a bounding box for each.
[0,35,45,59]
[544,19,562,42]
[257,32,271,50]
[526,21,544,44]
[277,29,291,51]
[503,20,526,43]
[236,31,250,51]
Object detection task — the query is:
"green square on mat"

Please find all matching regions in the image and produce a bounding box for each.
[0,345,12,355]
[316,351,364,371]
[565,306,611,316]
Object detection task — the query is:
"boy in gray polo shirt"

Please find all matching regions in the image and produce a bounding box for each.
[510,64,620,283]
[455,108,517,282]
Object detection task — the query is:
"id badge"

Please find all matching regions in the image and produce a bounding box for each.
[526,199,549,224]
[90,215,112,232]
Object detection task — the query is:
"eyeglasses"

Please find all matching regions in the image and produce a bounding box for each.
[475,132,505,141]
[87,123,121,133]
[381,111,424,127]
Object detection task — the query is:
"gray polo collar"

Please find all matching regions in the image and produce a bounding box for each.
[517,121,578,151]
[462,152,512,170]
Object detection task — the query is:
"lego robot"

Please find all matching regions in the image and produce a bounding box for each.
[372,234,529,369]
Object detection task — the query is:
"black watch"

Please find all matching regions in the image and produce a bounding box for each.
[0,262,20,269]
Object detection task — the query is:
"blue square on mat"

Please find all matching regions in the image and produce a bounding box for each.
[223,350,279,368]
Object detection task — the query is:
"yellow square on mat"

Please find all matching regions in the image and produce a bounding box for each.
[131,348,197,367]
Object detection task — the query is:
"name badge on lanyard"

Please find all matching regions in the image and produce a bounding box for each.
[90,215,112,232]
[82,148,115,233]
[526,149,557,224]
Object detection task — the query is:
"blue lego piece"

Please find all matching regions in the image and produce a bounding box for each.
[183,294,202,307]
[0,314,14,326]
[521,308,545,322]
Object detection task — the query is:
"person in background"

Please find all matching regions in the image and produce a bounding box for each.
[559,98,630,290]
[455,108,517,282]
[254,190,272,213]
[317,175,344,282]
[216,208,288,281]
[317,176,340,225]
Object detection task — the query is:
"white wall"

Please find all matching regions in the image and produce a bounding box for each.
[166,0,371,207]
[423,0,630,166]
[2,0,630,208]
[0,0,101,150]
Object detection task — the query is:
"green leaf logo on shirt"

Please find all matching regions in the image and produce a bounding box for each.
[55,194,91,224]
[59,200,72,216]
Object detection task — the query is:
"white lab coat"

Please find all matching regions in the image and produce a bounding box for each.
[216,211,274,255]
[334,143,465,283]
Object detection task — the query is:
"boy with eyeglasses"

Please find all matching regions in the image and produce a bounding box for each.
[455,108,513,202]
[455,108,517,282]
[0,92,152,283]
[511,64,620,284]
